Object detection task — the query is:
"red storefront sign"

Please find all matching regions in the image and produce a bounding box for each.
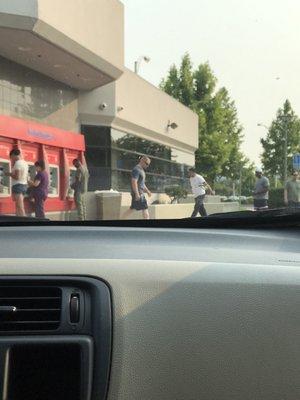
[0,115,85,151]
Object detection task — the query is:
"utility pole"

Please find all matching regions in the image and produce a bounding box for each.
[283,116,288,187]
[239,168,242,197]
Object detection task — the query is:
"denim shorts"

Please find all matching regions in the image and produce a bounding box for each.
[12,184,27,195]
[130,194,148,210]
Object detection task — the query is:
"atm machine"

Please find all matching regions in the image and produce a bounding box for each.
[0,159,10,196]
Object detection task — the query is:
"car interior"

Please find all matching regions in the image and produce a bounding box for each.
[0,220,299,400]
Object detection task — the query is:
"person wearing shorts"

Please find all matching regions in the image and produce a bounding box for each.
[122,156,152,220]
[6,149,28,216]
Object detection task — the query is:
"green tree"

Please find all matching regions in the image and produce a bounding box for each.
[178,53,195,107]
[160,55,247,183]
[159,64,181,100]
[160,53,195,107]
[261,100,300,183]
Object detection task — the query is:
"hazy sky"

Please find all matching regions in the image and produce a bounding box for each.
[122,0,300,165]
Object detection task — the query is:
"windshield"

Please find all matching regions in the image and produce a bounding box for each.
[0,0,299,222]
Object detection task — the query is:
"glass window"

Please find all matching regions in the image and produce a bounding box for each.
[0,56,78,131]
[111,149,139,171]
[111,169,190,193]
[112,149,185,177]
[84,127,192,193]
[111,129,172,159]
[82,126,110,147]
[111,170,132,192]
[86,147,110,168]
[171,148,194,166]
[0,160,10,196]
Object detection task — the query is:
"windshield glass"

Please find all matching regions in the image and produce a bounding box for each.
[0,0,299,222]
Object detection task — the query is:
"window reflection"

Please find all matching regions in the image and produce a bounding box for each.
[111,129,172,159]
[111,128,192,192]
[84,126,193,192]
[0,56,78,131]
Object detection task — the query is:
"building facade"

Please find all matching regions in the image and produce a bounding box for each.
[79,68,198,192]
[0,0,198,201]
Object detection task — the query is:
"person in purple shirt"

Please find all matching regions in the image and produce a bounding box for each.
[28,160,49,219]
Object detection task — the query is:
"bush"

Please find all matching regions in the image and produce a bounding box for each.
[165,185,188,204]
[268,188,284,208]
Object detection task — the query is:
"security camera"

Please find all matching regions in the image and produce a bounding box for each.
[117,106,124,112]
[143,56,151,63]
[167,120,178,130]
[99,102,107,110]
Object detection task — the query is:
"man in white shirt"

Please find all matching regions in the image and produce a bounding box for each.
[6,149,28,216]
[188,167,214,218]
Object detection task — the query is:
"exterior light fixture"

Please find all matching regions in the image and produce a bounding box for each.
[134,55,151,74]
[167,121,178,130]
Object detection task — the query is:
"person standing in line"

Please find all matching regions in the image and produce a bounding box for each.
[188,167,214,218]
[122,156,152,220]
[71,159,90,221]
[284,170,300,208]
[6,149,28,216]
[253,167,270,211]
[28,160,49,219]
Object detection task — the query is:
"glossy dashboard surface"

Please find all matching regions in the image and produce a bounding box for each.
[0,226,299,264]
[0,225,299,400]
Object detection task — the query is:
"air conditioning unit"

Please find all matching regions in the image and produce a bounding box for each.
[0,286,62,332]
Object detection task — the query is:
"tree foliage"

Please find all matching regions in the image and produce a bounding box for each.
[165,185,188,204]
[160,53,253,187]
[261,100,300,182]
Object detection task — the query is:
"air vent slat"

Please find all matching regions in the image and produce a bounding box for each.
[17,309,61,312]
[1,320,60,324]
[0,297,61,300]
[0,286,62,332]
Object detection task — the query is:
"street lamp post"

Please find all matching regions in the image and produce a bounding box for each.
[134,55,151,74]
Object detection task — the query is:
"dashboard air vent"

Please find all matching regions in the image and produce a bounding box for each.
[0,286,62,331]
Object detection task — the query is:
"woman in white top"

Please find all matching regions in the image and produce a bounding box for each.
[6,149,28,216]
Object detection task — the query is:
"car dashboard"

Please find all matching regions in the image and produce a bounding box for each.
[0,225,299,400]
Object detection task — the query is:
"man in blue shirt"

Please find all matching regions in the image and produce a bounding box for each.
[122,156,152,219]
